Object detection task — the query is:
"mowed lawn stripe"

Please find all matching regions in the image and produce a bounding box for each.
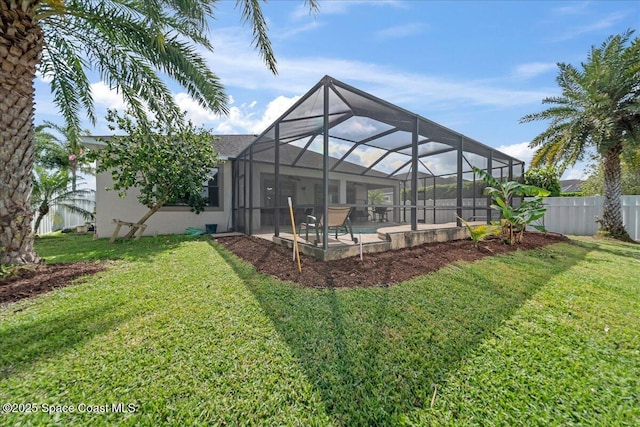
[1,240,330,426]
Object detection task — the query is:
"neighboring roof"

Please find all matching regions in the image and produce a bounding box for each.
[82,134,256,160]
[560,179,584,192]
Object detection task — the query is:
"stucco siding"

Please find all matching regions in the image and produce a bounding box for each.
[95,161,233,238]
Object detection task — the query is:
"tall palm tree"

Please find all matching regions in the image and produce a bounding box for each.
[520,30,640,241]
[0,0,318,264]
[31,165,94,235]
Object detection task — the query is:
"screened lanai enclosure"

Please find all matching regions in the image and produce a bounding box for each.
[232,76,524,256]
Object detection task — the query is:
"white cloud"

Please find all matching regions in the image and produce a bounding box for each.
[551,2,590,16]
[553,11,628,41]
[36,70,54,83]
[175,92,221,125]
[562,165,588,180]
[375,23,425,39]
[275,21,324,39]
[176,91,300,135]
[497,141,535,166]
[497,141,589,180]
[204,29,553,109]
[250,95,301,133]
[514,62,557,79]
[90,81,127,110]
[291,0,405,20]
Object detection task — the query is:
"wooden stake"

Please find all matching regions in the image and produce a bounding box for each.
[287,197,302,273]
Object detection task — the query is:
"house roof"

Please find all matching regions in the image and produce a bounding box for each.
[82,134,256,160]
[560,179,584,192]
[212,135,256,158]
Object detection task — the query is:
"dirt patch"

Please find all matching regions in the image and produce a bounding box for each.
[216,232,569,288]
[1,262,106,306]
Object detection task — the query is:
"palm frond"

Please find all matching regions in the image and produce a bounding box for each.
[236,0,277,74]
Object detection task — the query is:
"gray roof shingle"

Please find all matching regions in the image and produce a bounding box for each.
[83,134,257,159]
[213,135,256,158]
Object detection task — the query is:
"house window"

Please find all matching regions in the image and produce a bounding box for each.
[203,168,220,207]
[166,168,221,208]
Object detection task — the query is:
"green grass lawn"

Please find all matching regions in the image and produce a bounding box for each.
[1,234,638,426]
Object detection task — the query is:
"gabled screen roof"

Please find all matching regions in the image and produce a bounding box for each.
[238,76,524,180]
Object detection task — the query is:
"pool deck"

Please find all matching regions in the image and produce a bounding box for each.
[253,221,483,261]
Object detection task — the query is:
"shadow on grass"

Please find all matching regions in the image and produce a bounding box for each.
[35,233,204,264]
[213,239,591,426]
[0,233,204,380]
[567,237,640,260]
[0,296,130,380]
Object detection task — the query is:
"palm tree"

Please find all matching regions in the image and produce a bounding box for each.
[0,0,318,264]
[31,165,94,235]
[520,30,640,241]
[35,122,93,191]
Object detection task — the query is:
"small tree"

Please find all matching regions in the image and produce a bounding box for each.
[31,166,94,234]
[524,166,561,196]
[474,167,549,245]
[92,111,219,239]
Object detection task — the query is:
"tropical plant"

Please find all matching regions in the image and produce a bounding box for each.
[456,215,501,249]
[524,166,562,196]
[31,165,94,234]
[91,110,219,239]
[0,0,318,265]
[520,30,640,241]
[368,189,387,205]
[35,122,92,191]
[474,167,549,245]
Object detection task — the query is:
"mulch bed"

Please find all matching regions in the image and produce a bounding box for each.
[0,232,568,305]
[0,262,106,306]
[215,231,569,288]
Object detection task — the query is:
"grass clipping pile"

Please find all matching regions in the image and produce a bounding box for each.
[216,232,568,288]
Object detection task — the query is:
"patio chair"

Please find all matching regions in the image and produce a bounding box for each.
[373,206,389,222]
[299,206,358,245]
[296,207,314,234]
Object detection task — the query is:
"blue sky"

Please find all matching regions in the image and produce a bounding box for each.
[34,0,639,182]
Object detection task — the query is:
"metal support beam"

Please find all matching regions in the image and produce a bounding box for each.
[487,150,493,223]
[274,124,280,237]
[411,116,419,231]
[508,159,514,181]
[291,134,318,167]
[248,148,254,235]
[232,157,238,232]
[456,137,464,226]
[322,79,330,249]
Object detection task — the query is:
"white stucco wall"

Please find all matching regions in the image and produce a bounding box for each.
[95,160,233,238]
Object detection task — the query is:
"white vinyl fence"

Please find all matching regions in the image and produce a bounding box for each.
[32,196,95,235]
[531,196,640,241]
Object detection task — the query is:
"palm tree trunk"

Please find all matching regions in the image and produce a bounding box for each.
[32,210,46,235]
[0,2,43,264]
[599,145,632,241]
[71,160,77,191]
